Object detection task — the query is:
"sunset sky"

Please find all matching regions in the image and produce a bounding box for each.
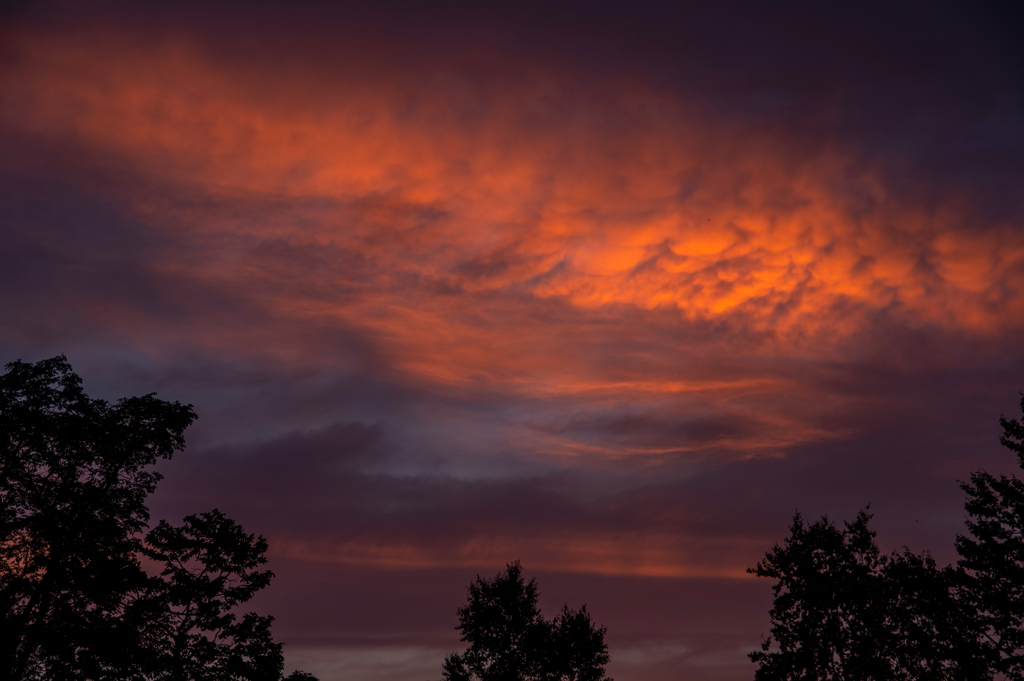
[2,1,1023,679]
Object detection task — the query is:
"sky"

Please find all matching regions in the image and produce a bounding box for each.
[2,1,1023,679]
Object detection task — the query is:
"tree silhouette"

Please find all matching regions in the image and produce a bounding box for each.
[442,561,611,681]
[749,511,987,680]
[140,510,283,681]
[957,393,1024,678]
[749,511,891,680]
[750,395,1024,680]
[0,356,196,678]
[0,356,316,680]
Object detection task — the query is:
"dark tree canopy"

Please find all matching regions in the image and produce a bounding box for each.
[442,561,611,681]
[749,512,986,681]
[751,394,1024,681]
[957,394,1024,678]
[0,356,197,679]
[141,510,283,681]
[749,511,888,680]
[0,356,316,681]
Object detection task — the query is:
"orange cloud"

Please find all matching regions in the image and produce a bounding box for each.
[3,29,1021,463]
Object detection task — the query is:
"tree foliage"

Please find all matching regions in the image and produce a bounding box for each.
[957,394,1024,678]
[749,512,986,680]
[0,355,197,679]
[751,394,1024,680]
[0,356,315,681]
[442,561,611,681]
[750,511,888,679]
[141,510,283,681]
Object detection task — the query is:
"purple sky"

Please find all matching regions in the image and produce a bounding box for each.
[2,2,1023,680]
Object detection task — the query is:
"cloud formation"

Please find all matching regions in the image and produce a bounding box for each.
[1,6,1022,681]
[6,32,1023,345]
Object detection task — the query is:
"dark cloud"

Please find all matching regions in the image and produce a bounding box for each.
[10,0,1021,210]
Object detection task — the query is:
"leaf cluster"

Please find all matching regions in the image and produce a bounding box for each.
[956,397,1024,678]
[442,561,611,681]
[750,394,1024,681]
[750,512,985,680]
[0,356,316,681]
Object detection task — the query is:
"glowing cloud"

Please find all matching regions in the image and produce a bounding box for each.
[3,31,1022,453]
